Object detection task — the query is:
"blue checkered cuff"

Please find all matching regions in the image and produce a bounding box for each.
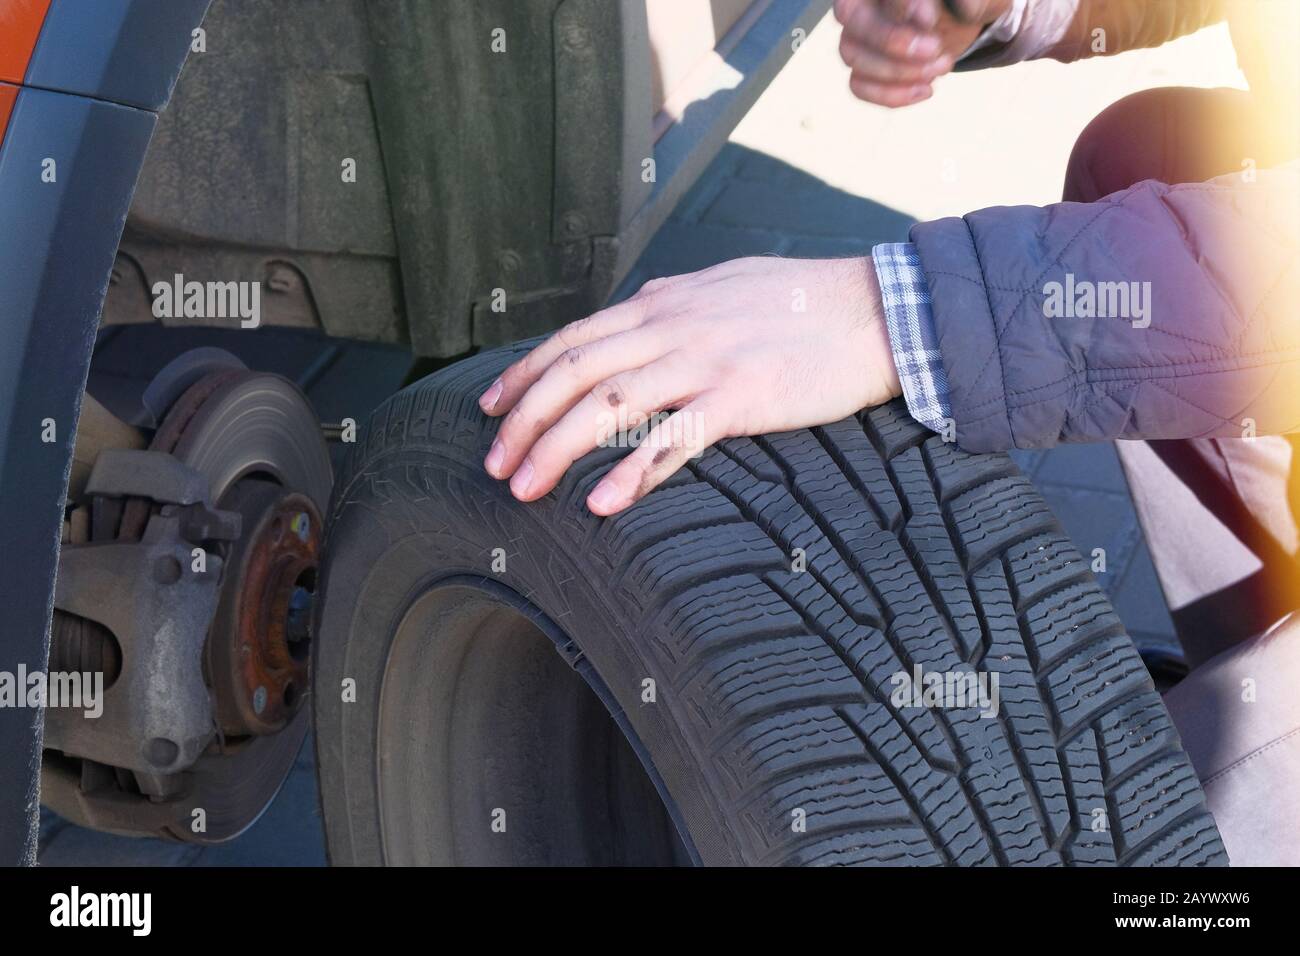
[872,242,951,434]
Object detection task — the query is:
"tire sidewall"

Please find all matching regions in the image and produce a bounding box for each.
[312,439,745,865]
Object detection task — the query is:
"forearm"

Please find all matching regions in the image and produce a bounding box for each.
[877,163,1300,452]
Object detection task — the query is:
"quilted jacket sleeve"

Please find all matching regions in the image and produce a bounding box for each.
[908,163,1300,452]
[957,0,1227,70]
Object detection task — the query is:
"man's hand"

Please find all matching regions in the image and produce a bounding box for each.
[834,0,1012,107]
[478,256,901,516]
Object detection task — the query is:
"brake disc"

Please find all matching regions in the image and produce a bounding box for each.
[157,372,332,843]
[43,368,332,844]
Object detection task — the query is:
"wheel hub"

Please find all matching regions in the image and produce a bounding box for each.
[209,485,322,737]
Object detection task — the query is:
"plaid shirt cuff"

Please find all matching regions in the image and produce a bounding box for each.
[872,242,951,433]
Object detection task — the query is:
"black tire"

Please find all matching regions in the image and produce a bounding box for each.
[313,341,1228,867]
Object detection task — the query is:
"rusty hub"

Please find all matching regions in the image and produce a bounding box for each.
[207,481,322,738]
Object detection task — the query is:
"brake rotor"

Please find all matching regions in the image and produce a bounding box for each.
[41,366,334,843]
[154,371,332,843]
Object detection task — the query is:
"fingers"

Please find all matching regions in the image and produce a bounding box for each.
[839,33,952,84]
[900,0,942,29]
[839,1,942,61]
[849,73,934,107]
[484,326,668,481]
[835,0,951,107]
[835,0,940,30]
[478,266,730,511]
[500,353,697,502]
[479,298,650,415]
[586,398,728,516]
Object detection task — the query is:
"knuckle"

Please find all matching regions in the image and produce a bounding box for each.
[649,307,691,331]
[517,344,550,376]
[847,2,873,36]
[503,403,530,432]
[499,357,524,384]
[883,58,913,81]
[552,317,588,350]
[840,1,858,28]
[882,24,904,54]
[838,31,859,66]
[648,441,681,472]
[638,276,670,297]
[634,443,680,499]
[889,86,918,107]
[548,331,572,355]
[625,458,655,501]
[559,343,589,372]
[855,87,884,106]
[591,378,627,411]
[526,427,561,462]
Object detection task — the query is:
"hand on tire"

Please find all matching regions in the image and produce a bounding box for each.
[478,256,901,516]
[833,0,1011,107]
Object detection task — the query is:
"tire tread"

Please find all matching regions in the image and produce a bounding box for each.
[323,344,1227,867]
